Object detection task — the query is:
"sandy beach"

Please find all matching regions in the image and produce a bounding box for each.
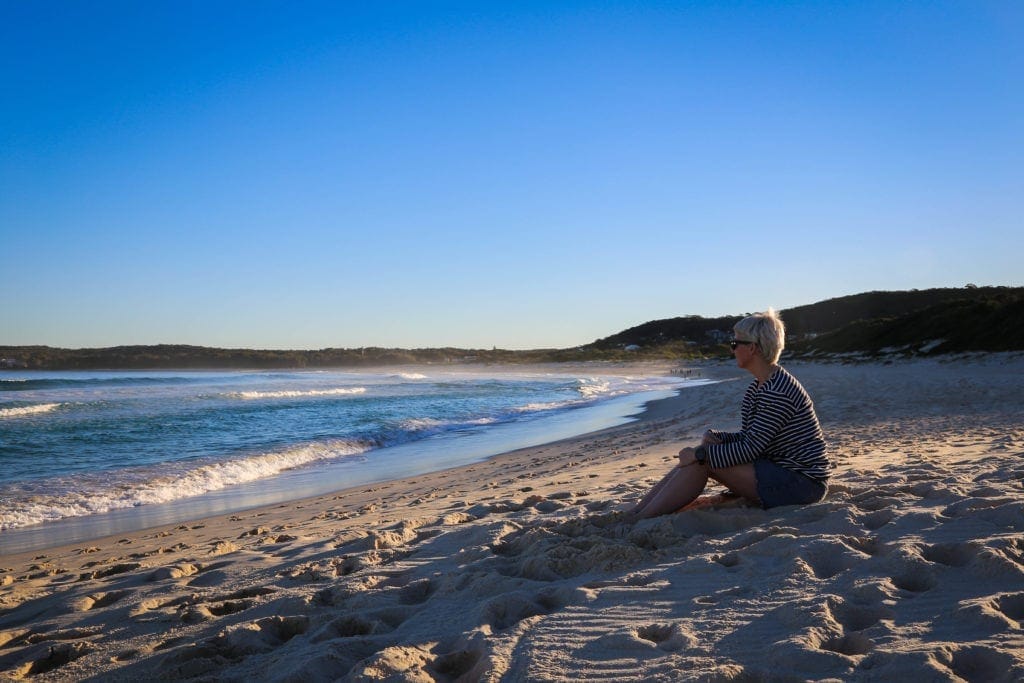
[1,355,1022,682]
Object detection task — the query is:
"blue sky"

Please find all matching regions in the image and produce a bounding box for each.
[2,1,1021,350]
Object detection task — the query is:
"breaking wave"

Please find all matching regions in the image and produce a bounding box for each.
[228,387,367,400]
[0,439,368,530]
[0,403,62,418]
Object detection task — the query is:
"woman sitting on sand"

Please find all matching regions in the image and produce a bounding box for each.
[630,309,830,518]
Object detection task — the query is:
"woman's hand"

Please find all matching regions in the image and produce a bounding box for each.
[701,430,722,446]
[677,446,698,468]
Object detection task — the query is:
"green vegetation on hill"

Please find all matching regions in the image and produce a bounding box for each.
[590,315,736,350]
[778,286,1020,338]
[2,286,1021,369]
[789,292,1024,356]
[590,286,1024,358]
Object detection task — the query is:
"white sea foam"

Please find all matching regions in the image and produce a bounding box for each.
[516,380,618,413]
[399,416,497,435]
[0,403,62,418]
[228,387,367,400]
[0,440,367,530]
[397,372,428,380]
[577,378,612,397]
[516,401,571,413]
[400,417,445,431]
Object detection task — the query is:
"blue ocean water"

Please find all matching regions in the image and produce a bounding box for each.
[0,367,702,543]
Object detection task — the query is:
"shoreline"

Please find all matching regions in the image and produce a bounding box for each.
[0,360,720,557]
[0,360,738,559]
[1,356,1021,681]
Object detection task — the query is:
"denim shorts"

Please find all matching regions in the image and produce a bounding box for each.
[754,459,828,509]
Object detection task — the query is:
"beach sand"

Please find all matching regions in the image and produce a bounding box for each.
[1,356,1022,682]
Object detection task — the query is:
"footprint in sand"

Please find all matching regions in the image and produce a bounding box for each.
[758,599,879,678]
[74,590,130,611]
[481,586,583,631]
[311,605,413,645]
[130,598,179,623]
[24,627,102,645]
[177,586,276,623]
[635,622,698,652]
[891,570,937,594]
[935,644,1024,683]
[428,644,488,681]
[219,614,307,655]
[950,591,1024,632]
[78,562,142,581]
[841,535,885,557]
[396,577,435,605]
[156,615,309,677]
[583,621,698,661]
[883,544,939,594]
[859,509,895,531]
[828,599,894,633]
[713,552,741,568]
[310,614,387,642]
[818,631,874,657]
[178,604,239,624]
[920,541,977,567]
[161,581,278,626]
[801,538,871,580]
[992,592,1024,623]
[9,641,92,678]
[0,630,30,649]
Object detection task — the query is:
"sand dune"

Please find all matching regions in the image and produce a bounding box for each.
[1,355,1022,681]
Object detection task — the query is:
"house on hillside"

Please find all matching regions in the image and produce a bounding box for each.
[705,330,731,344]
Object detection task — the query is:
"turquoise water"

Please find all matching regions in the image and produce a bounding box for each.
[0,367,702,550]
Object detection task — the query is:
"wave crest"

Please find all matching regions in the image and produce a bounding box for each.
[576,378,612,398]
[228,387,367,400]
[0,440,367,530]
[0,403,62,418]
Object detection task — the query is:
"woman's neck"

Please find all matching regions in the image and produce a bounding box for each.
[750,358,777,387]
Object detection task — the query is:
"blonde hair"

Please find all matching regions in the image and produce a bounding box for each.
[734,308,785,364]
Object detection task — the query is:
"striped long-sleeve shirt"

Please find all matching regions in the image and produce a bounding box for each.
[705,366,830,482]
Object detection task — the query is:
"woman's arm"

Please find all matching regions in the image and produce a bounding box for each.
[704,389,797,469]
[705,429,739,444]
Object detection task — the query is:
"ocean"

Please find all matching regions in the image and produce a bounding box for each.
[0,366,706,552]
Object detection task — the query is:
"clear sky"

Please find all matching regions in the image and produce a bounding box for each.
[2,1,1021,350]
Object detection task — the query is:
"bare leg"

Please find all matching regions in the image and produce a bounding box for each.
[631,465,710,519]
[707,463,760,506]
[629,467,679,514]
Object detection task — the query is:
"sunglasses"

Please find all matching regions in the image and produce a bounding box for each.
[729,340,755,350]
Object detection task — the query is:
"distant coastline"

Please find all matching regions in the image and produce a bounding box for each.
[0,344,673,371]
[3,286,1021,370]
